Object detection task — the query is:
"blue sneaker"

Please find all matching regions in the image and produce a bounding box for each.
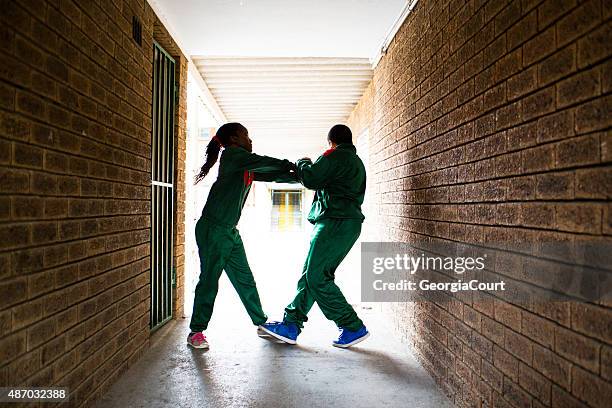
[332,325,370,348]
[258,321,299,344]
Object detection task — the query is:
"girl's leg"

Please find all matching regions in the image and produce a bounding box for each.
[189,220,234,332]
[298,219,364,331]
[223,230,268,326]
[283,255,316,329]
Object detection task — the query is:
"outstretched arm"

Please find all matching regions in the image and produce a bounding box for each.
[254,167,299,183]
[295,156,334,189]
[232,148,295,174]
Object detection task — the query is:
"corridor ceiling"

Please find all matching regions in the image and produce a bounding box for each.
[153,0,407,158]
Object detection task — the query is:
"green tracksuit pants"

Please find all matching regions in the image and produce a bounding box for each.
[189,217,267,332]
[284,218,364,331]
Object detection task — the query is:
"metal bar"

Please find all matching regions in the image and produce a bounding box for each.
[151,46,158,327]
[153,40,176,63]
[169,61,176,318]
[159,55,166,325]
[152,181,173,188]
[161,186,166,323]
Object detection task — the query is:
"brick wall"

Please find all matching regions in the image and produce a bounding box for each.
[348,0,611,407]
[0,0,187,406]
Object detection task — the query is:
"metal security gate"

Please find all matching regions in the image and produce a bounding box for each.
[151,42,176,330]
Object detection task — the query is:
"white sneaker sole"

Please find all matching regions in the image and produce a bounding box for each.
[187,341,209,349]
[332,332,370,348]
[257,325,297,345]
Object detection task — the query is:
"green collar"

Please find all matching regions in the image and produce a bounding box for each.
[335,143,356,152]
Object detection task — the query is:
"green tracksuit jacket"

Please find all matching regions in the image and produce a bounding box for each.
[284,143,367,331]
[190,146,296,332]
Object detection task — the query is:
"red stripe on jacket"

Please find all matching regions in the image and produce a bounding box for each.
[244,170,254,186]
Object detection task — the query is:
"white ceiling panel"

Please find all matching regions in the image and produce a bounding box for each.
[193,56,373,158]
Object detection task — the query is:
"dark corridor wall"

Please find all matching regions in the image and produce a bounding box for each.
[0,0,187,406]
[349,0,611,407]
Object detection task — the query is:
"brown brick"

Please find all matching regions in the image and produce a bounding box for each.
[31,171,59,195]
[59,220,79,240]
[575,167,612,198]
[0,309,10,337]
[507,66,537,100]
[552,384,590,408]
[507,122,537,150]
[523,26,556,66]
[0,224,30,250]
[0,112,31,142]
[539,45,576,86]
[55,305,78,335]
[556,203,602,233]
[13,196,44,219]
[32,221,58,244]
[44,197,69,218]
[533,344,571,390]
[519,362,552,405]
[15,31,44,64]
[0,81,15,110]
[571,366,612,408]
[556,0,601,47]
[605,203,612,235]
[508,10,537,50]
[557,67,601,108]
[0,196,9,221]
[495,152,522,176]
[494,300,522,332]
[13,142,43,168]
[575,95,612,133]
[503,377,532,408]
[484,34,507,68]
[484,83,507,110]
[482,359,504,389]
[571,302,612,344]
[555,134,600,168]
[16,91,46,118]
[26,317,56,350]
[602,345,612,381]
[505,329,534,364]
[31,71,57,100]
[0,331,26,365]
[555,325,600,371]
[537,0,577,30]
[602,59,612,94]
[537,110,574,142]
[521,203,556,228]
[535,172,574,199]
[496,101,522,129]
[11,298,43,330]
[522,86,555,120]
[496,48,523,81]
[0,139,10,165]
[522,144,554,172]
[41,335,65,366]
[521,311,555,348]
[495,1,522,35]
[577,23,612,68]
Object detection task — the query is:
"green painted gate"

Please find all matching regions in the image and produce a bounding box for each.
[150,42,176,330]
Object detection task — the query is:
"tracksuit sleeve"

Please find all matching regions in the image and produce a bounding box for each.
[233,149,294,174]
[253,169,299,183]
[295,156,334,189]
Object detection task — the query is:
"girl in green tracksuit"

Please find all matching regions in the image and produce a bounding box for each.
[187,122,295,349]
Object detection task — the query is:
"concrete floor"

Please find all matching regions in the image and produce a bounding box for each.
[94,207,454,408]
